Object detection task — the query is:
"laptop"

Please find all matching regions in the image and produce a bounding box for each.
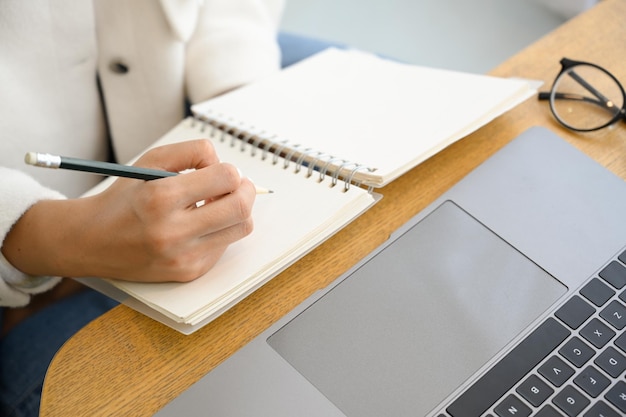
[155,126,626,416]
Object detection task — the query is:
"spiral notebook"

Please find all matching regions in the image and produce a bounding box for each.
[190,48,537,188]
[80,48,536,334]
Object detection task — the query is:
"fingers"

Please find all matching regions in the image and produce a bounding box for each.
[136,139,248,206]
[194,177,256,237]
[178,162,247,207]
[161,173,256,241]
[136,139,220,173]
[171,215,255,283]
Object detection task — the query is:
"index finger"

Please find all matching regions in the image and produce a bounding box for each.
[135,139,220,174]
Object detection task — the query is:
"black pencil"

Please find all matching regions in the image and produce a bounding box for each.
[24,152,272,194]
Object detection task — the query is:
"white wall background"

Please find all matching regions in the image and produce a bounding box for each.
[280,0,570,74]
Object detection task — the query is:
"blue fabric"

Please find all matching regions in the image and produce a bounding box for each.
[278,31,346,68]
[0,289,118,417]
[0,31,341,417]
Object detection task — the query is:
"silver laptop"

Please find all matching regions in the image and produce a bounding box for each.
[156,126,626,416]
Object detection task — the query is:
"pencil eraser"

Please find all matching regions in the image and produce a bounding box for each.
[25,152,38,165]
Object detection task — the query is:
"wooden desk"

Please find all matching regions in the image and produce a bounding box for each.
[41,1,626,415]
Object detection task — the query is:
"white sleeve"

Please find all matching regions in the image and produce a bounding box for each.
[185,0,286,102]
[0,167,65,307]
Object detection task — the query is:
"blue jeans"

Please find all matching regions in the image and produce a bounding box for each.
[0,31,341,417]
[0,291,119,417]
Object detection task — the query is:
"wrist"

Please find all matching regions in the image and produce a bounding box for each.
[1,198,93,278]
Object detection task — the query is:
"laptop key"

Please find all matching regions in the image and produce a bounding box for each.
[446,318,570,417]
[599,261,626,289]
[605,381,626,412]
[555,296,595,329]
[538,356,575,387]
[516,374,553,406]
[559,337,594,368]
[536,404,563,417]
[614,332,626,353]
[594,346,626,377]
[580,278,615,307]
[493,394,531,417]
[552,385,590,416]
[599,300,626,330]
[580,318,615,348]
[583,400,621,417]
[573,365,610,398]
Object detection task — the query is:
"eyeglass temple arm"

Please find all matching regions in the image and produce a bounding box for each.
[538,70,612,104]
[566,70,613,107]
[538,91,608,107]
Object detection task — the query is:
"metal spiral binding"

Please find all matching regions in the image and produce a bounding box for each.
[283,144,304,170]
[271,141,289,165]
[250,134,265,157]
[239,130,254,152]
[294,148,321,176]
[190,114,375,193]
[345,165,372,192]
[332,161,359,189]
[305,153,330,178]
[261,134,277,161]
[319,157,345,183]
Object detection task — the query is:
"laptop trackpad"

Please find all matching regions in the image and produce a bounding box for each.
[268,201,566,416]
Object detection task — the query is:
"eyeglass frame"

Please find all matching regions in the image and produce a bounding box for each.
[538,57,626,132]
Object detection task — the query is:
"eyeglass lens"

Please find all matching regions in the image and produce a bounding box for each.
[550,64,624,131]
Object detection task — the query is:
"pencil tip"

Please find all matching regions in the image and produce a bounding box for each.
[254,186,273,194]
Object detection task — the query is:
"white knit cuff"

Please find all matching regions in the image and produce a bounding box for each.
[0,252,62,307]
[0,167,66,306]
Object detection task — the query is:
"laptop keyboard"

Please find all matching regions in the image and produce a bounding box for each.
[439,248,626,417]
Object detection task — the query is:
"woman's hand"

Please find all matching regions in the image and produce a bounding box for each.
[2,139,256,283]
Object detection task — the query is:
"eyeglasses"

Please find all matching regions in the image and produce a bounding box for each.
[538,58,626,132]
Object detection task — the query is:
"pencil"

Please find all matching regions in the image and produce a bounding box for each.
[24,152,273,194]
